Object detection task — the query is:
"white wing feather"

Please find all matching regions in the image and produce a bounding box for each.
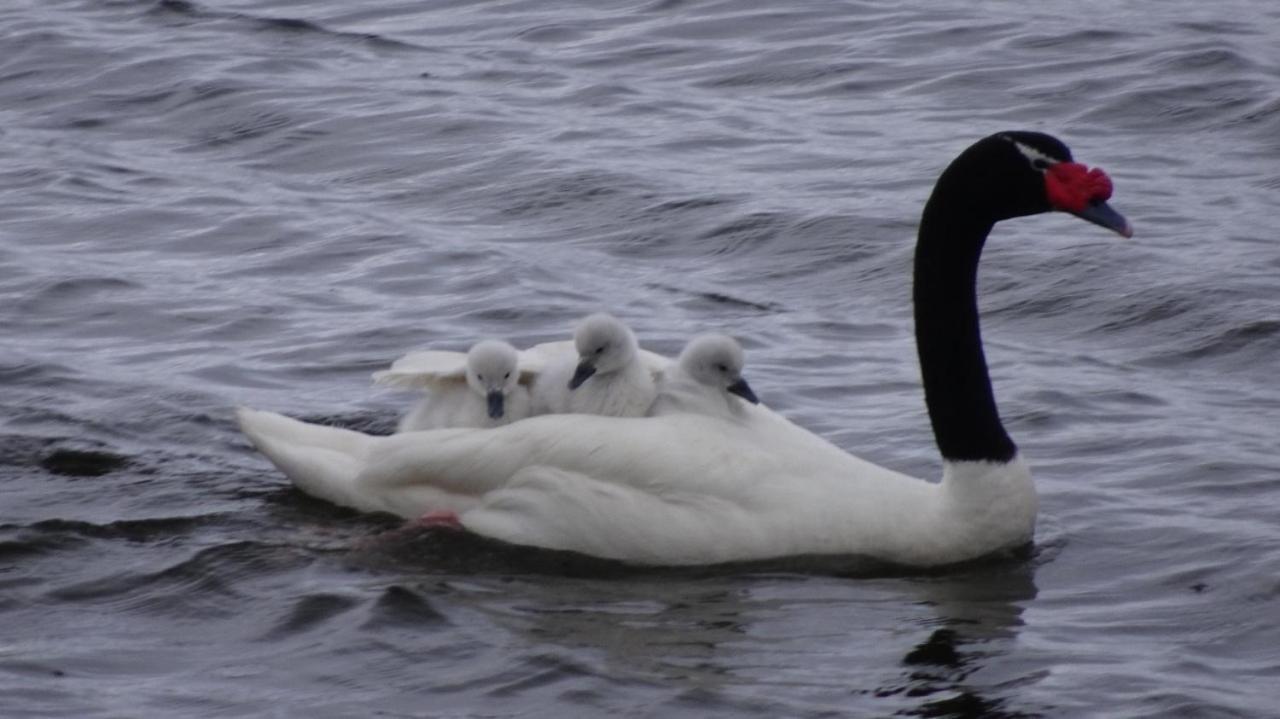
[371,350,469,389]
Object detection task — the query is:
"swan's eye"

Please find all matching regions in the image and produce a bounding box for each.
[1032,158,1051,171]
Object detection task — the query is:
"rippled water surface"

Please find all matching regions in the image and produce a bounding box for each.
[3,0,1279,716]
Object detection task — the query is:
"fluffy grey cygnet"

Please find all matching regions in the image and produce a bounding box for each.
[532,313,657,417]
[399,340,532,431]
[648,334,759,418]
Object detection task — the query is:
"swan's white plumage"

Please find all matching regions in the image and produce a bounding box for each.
[531,313,658,417]
[236,404,1036,566]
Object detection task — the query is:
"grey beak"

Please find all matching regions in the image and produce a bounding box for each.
[486,390,504,419]
[569,361,597,390]
[726,378,759,404]
[1070,200,1133,238]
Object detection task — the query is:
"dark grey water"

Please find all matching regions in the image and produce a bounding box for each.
[3,0,1279,716]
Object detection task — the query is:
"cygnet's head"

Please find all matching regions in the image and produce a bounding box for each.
[465,340,521,419]
[678,334,758,404]
[569,313,639,389]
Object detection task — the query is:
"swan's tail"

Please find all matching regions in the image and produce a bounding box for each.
[236,408,378,512]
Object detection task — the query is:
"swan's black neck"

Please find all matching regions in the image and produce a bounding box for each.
[912,159,1018,464]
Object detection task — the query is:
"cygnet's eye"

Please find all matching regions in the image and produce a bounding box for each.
[503,372,511,379]
[477,374,484,382]
[716,363,729,373]
[595,346,606,355]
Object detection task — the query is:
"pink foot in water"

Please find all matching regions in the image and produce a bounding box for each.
[417,510,463,530]
[353,510,463,549]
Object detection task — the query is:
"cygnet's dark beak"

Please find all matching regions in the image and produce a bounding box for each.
[568,361,596,390]
[486,390,505,419]
[726,377,759,404]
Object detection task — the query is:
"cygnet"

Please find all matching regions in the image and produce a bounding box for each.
[379,340,532,431]
[648,334,759,419]
[532,313,657,417]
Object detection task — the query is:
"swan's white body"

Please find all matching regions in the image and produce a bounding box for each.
[236,402,1036,565]
[531,314,658,417]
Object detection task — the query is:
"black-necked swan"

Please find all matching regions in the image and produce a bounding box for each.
[648,334,759,419]
[530,312,658,417]
[373,340,533,432]
[237,131,1131,567]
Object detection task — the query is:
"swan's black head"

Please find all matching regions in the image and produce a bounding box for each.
[914,132,1131,465]
[931,131,1131,237]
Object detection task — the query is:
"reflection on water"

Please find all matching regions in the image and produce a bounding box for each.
[344,526,1042,716]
